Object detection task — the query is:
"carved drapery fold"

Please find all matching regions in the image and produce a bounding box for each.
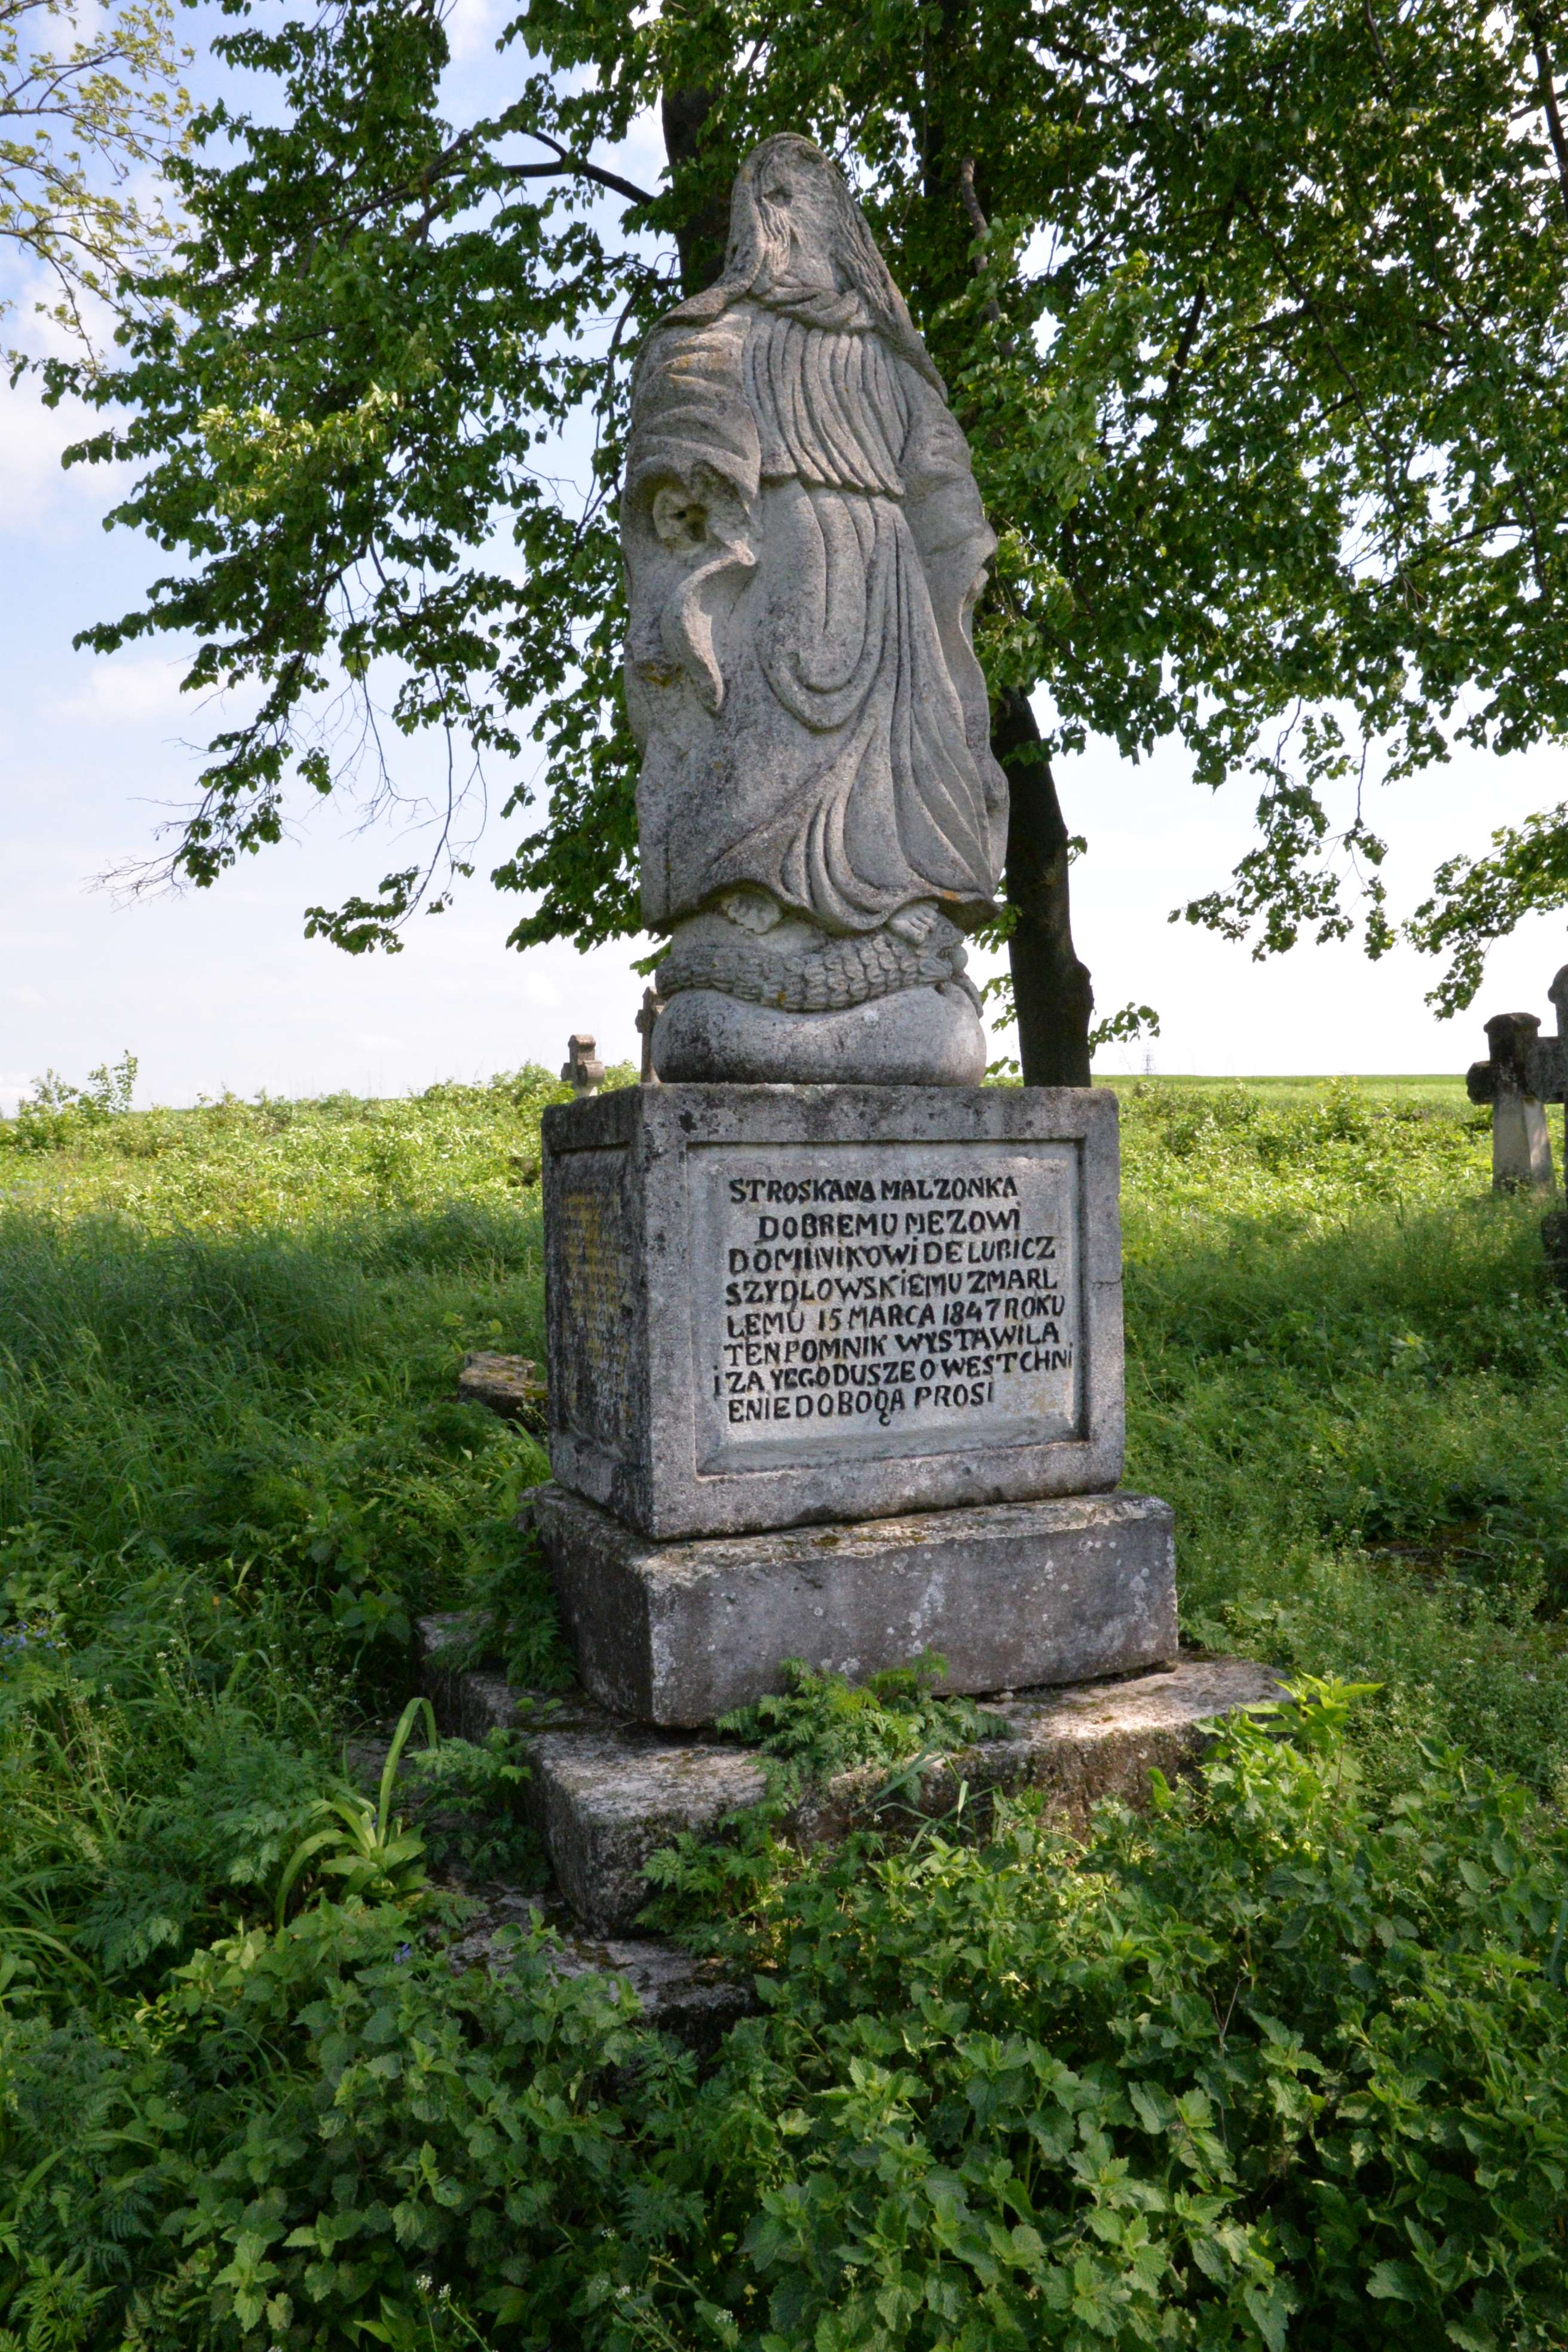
[623,134,1007,1070]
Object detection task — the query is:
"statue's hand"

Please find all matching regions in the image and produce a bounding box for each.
[651,485,711,549]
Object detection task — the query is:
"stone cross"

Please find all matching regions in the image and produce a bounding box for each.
[561,1034,605,1098]
[635,988,664,1085]
[1465,970,1568,1190]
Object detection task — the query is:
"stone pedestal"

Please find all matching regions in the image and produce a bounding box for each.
[483,146,1202,1961]
[418,1613,1278,1941]
[531,1484,1176,1728]
[537,1080,1172,1726]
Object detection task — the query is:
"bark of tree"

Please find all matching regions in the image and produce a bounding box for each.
[660,84,731,295]
[996,687,1095,1086]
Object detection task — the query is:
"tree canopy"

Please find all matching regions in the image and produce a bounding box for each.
[56,0,1568,1033]
[2,0,188,357]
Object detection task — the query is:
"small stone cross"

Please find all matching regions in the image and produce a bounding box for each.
[635,987,664,1085]
[561,1033,605,1098]
[1465,969,1568,1190]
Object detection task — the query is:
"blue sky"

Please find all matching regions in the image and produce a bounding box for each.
[4,1,1566,1110]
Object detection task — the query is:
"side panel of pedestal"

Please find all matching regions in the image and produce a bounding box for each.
[542,1083,1125,1541]
[530,1483,1177,1727]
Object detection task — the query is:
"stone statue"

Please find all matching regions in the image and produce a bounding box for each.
[623,134,1007,1084]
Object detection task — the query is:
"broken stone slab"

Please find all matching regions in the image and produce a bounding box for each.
[417,1613,603,1745]
[352,1649,752,2037]
[531,1481,1178,1728]
[416,1616,1278,1937]
[442,1885,752,2047]
[534,1728,766,1936]
[457,1352,547,1423]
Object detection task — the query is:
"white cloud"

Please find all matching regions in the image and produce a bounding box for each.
[53,656,190,726]
[610,105,666,184]
[0,387,88,532]
[6,987,45,1009]
[444,0,508,63]
[0,388,133,540]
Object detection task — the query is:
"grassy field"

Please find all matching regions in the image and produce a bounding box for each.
[1101,1071,1472,1108]
[2,1067,1567,2347]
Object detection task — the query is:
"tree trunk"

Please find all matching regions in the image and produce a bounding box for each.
[995,687,1095,1085]
[660,86,731,295]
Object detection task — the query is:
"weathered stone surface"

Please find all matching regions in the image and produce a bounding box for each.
[532,1483,1177,1726]
[790,1653,1284,1842]
[624,134,1007,1085]
[1467,1010,1556,1191]
[543,1080,1124,1539]
[419,1612,765,1934]
[534,1727,766,1934]
[417,1612,600,1743]
[653,984,985,1086]
[444,1885,752,2043]
[417,1617,1279,1936]
[349,1682,751,2039]
[561,1034,605,1098]
[457,1351,546,1423]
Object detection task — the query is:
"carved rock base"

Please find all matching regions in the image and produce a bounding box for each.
[542,1080,1125,1539]
[531,1483,1177,1727]
[651,983,986,1085]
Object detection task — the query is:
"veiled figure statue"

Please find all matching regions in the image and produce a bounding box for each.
[624,135,1009,1084]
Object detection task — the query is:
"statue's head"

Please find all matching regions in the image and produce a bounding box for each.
[727,135,873,298]
[698,134,941,387]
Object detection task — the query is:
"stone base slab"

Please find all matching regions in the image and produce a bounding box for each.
[443,1885,753,2045]
[418,1615,1279,1937]
[651,983,986,1086]
[529,1482,1178,1728]
[418,1615,765,1936]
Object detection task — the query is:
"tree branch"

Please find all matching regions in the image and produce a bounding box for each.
[1529,13,1568,226]
[958,157,1001,324]
[1360,0,1393,84]
[399,122,655,241]
[497,126,655,210]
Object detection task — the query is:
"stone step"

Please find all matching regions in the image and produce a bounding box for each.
[531,1482,1179,1728]
[345,1705,751,2042]
[417,1614,766,1934]
[415,1613,1281,1937]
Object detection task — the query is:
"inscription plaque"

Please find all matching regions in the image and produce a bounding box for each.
[690,1141,1081,1469]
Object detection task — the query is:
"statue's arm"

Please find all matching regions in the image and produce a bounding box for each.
[624,316,761,716]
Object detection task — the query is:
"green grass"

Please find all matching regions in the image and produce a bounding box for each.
[3,1066,1568,2345]
[1098,1071,1474,1108]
